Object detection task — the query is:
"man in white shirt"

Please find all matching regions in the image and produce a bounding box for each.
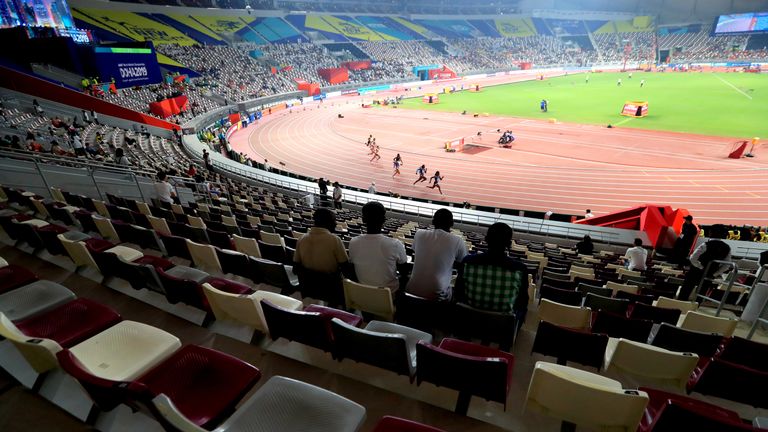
[622,238,648,271]
[406,208,468,301]
[349,201,407,291]
[585,209,595,219]
[367,182,376,194]
[153,172,176,204]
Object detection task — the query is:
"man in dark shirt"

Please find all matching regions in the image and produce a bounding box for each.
[454,222,529,322]
[575,235,594,255]
[678,224,731,301]
[673,215,698,265]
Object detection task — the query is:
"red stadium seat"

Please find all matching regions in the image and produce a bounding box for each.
[14,298,121,347]
[0,264,39,294]
[416,338,513,415]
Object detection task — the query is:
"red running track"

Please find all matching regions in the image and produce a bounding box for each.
[229,74,768,226]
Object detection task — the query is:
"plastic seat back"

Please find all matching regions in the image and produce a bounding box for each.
[718,337,768,372]
[0,313,62,373]
[452,302,517,351]
[653,296,698,314]
[525,361,648,431]
[232,234,261,258]
[416,340,511,409]
[607,280,639,296]
[680,311,738,337]
[538,299,591,330]
[540,285,582,306]
[605,338,699,390]
[331,318,414,377]
[689,358,768,408]
[592,311,653,343]
[583,293,631,315]
[186,240,222,273]
[629,302,681,325]
[343,279,394,321]
[532,320,608,370]
[259,300,337,352]
[650,323,724,359]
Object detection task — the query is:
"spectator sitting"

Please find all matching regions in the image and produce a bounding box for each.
[115,148,130,166]
[454,222,529,322]
[621,238,648,271]
[348,201,407,291]
[293,208,349,302]
[575,235,594,255]
[153,171,177,205]
[405,208,468,301]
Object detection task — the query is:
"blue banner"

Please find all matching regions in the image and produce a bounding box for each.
[94,46,162,88]
[358,84,391,93]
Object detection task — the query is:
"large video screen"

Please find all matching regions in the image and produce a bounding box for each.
[713,12,768,34]
[0,0,75,29]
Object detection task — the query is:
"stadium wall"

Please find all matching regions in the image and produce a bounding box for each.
[0,65,180,131]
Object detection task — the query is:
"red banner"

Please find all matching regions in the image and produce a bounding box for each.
[341,60,371,71]
[428,66,456,80]
[148,95,188,119]
[317,67,349,85]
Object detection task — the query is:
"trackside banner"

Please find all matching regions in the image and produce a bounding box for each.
[94,46,162,88]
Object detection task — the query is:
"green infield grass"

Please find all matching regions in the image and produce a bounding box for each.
[400,71,768,138]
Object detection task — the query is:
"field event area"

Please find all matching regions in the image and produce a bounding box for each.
[401,72,768,138]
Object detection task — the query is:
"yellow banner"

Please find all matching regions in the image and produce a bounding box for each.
[495,18,535,37]
[77,8,198,46]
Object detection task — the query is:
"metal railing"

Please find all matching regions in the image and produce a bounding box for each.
[0,148,156,203]
[694,260,745,316]
[747,265,768,340]
[181,134,637,245]
[0,147,156,176]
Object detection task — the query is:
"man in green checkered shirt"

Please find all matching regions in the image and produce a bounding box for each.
[454,223,529,320]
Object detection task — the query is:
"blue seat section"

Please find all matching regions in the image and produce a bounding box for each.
[356,16,413,40]
[562,35,595,51]
[382,16,425,39]
[324,42,370,59]
[285,15,347,42]
[145,13,225,45]
[531,18,553,35]
[546,19,588,35]
[250,17,281,41]
[584,20,609,32]
[415,19,476,39]
[258,17,307,43]
[235,25,268,44]
[468,20,502,38]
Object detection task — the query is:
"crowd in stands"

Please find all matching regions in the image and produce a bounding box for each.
[593,32,656,63]
[157,44,294,101]
[275,0,516,15]
[450,36,596,68]
[657,26,754,62]
[72,20,768,122]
